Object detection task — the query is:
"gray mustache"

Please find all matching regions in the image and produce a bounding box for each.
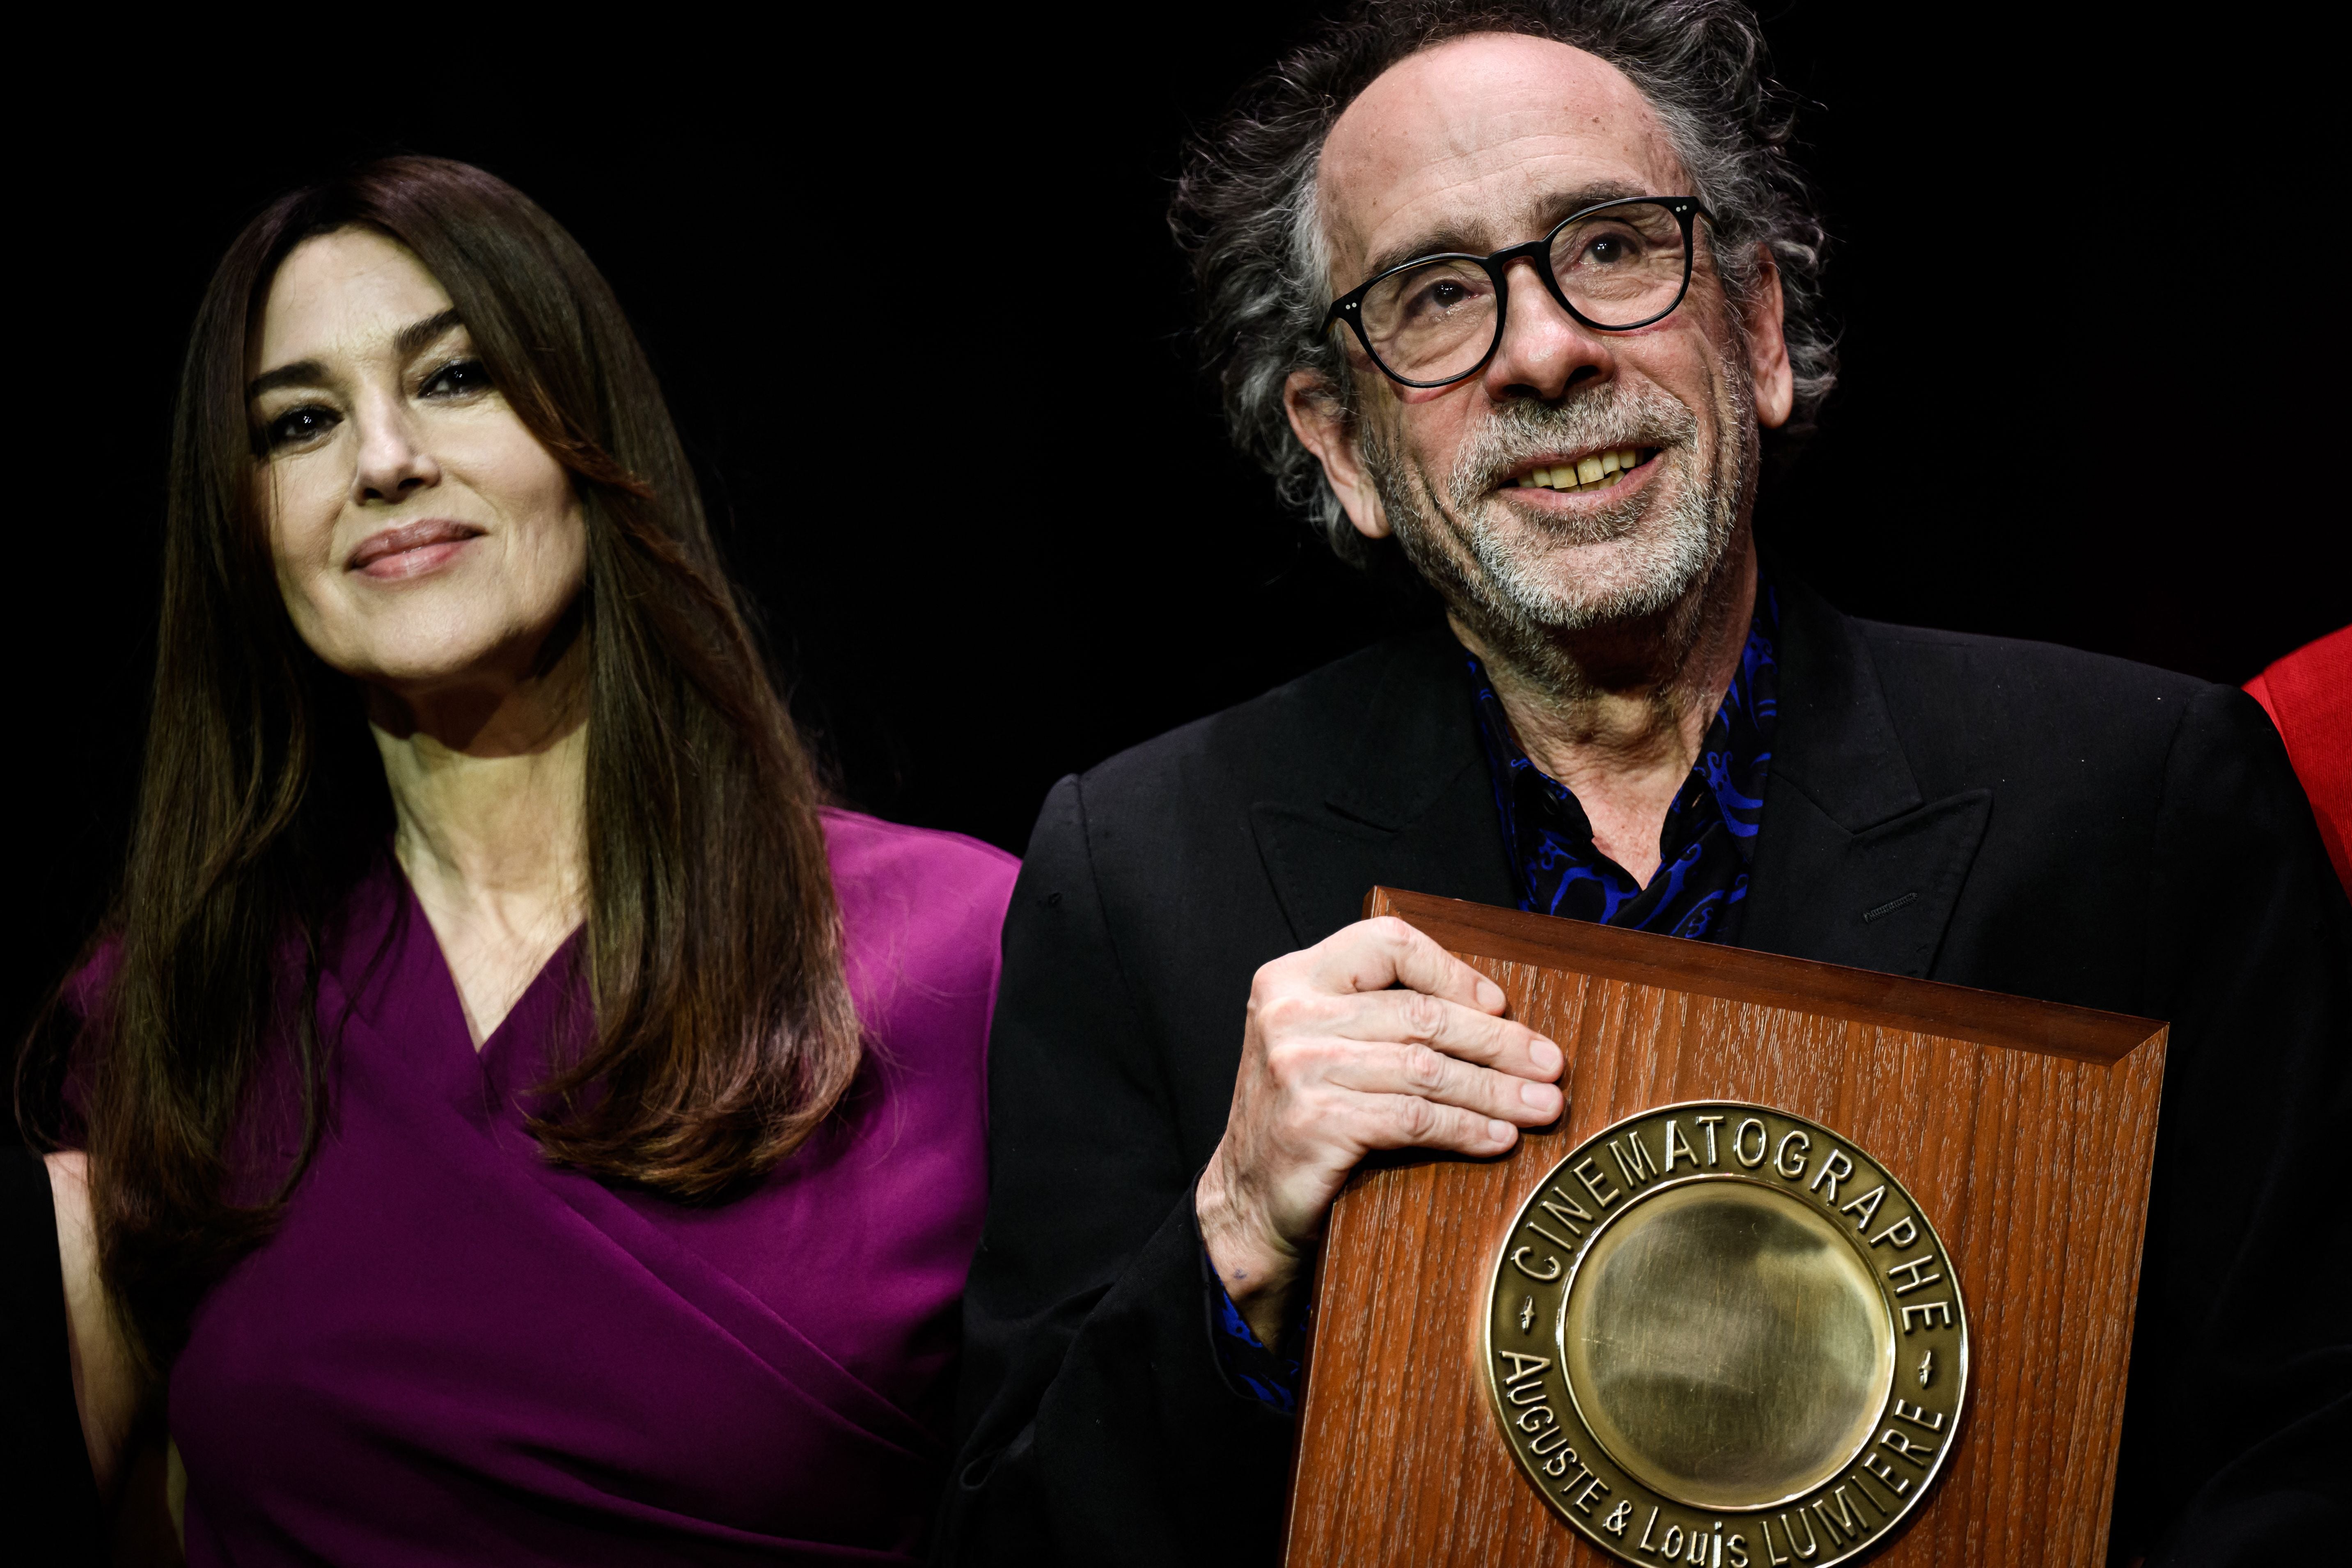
[1451,392,1698,499]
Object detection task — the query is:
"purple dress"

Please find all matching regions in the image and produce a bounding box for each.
[162,809,1016,1564]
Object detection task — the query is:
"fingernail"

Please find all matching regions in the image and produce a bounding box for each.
[1476,979,1505,1011]
[1520,1080,1557,1110]
[1487,1119,1514,1143]
[1532,1038,1562,1073]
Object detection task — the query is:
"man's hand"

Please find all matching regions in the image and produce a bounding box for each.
[1194,916,1564,1345]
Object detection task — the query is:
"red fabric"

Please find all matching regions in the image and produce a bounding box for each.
[2245,624,2352,895]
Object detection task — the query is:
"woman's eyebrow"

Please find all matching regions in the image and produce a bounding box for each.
[248,359,328,400]
[246,309,468,401]
[394,307,465,360]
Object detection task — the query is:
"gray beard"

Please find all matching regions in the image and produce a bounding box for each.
[1364,368,1755,689]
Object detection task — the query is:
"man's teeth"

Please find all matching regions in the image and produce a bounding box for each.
[1510,447,1647,493]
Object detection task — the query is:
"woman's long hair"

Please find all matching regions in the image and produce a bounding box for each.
[18,156,859,1366]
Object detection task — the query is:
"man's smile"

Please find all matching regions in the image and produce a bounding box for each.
[1502,445,1660,495]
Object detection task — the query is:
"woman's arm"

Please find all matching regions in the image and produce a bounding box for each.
[45,1151,143,1501]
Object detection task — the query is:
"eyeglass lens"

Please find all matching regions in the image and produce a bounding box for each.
[1356,201,1692,384]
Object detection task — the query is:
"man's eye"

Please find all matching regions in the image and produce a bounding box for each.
[264,406,339,451]
[1579,233,1642,266]
[421,358,493,398]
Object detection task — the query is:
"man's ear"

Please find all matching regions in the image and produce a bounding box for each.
[1744,248,1794,430]
[1284,370,1390,539]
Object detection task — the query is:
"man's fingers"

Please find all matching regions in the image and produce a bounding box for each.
[1323,1039,1564,1123]
[1352,1091,1521,1157]
[1330,989,1563,1081]
[1311,917,1506,1014]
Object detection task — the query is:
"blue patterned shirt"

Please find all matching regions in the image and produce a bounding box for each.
[1208,1275,1302,1414]
[1471,585,1779,940]
[1208,587,1781,1410]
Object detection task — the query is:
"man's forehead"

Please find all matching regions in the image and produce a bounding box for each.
[1319,33,1679,275]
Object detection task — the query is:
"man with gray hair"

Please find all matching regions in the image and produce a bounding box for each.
[943,4,2348,1564]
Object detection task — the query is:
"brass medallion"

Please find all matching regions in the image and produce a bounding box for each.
[1483,1103,1967,1566]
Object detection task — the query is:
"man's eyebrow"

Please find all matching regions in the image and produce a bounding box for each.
[245,308,468,401]
[1353,181,1661,285]
[1362,225,1487,282]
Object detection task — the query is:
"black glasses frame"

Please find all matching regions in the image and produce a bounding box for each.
[1320,195,1715,389]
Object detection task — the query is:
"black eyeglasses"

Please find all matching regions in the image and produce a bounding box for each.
[1321,196,1713,389]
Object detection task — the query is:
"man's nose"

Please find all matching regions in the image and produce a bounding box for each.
[351,400,441,503]
[1480,256,1611,403]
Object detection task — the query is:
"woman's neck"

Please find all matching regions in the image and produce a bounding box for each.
[369,640,590,1046]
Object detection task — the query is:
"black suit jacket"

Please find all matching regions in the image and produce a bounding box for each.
[942,577,2351,1566]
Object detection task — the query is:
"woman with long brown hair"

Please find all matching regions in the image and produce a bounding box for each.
[15,156,1015,1562]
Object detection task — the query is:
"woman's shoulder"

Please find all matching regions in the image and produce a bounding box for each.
[820,807,1019,906]
[820,808,1019,1009]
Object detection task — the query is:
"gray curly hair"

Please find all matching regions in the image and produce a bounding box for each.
[1171,0,1835,566]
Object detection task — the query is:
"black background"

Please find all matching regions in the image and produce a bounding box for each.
[7,5,2345,1049]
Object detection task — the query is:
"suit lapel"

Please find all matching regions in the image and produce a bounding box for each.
[1251,625,1519,947]
[1249,580,1992,981]
[1741,575,1990,977]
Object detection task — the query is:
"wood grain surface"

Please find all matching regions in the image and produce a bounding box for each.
[1281,889,2168,1568]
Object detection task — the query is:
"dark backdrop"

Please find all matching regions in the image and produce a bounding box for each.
[8,5,2345,1051]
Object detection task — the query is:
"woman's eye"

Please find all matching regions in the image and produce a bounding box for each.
[421,358,493,398]
[264,405,339,451]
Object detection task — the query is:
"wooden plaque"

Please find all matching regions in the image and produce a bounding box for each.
[1282,888,2167,1568]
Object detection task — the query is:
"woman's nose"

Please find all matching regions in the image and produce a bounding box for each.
[352,404,440,503]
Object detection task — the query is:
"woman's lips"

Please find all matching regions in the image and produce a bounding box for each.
[348,519,483,580]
